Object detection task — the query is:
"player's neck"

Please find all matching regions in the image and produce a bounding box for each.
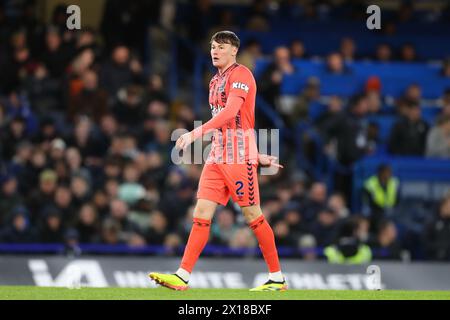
[218,60,237,75]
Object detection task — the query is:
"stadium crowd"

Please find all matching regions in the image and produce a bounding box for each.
[1,0,450,261]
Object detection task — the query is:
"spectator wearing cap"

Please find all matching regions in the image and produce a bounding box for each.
[0,175,23,225]
[388,99,429,155]
[365,76,383,115]
[425,115,450,158]
[0,206,38,243]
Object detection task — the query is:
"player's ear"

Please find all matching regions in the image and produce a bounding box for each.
[232,46,238,57]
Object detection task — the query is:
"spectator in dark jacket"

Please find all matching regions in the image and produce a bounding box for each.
[0,175,23,226]
[388,100,429,155]
[369,219,402,260]
[99,45,143,97]
[38,205,65,243]
[75,203,100,243]
[424,195,450,260]
[0,206,37,243]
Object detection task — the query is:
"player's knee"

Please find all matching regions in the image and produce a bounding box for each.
[193,201,216,220]
[242,205,262,223]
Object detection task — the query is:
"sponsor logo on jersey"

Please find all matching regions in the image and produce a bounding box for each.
[232,82,249,93]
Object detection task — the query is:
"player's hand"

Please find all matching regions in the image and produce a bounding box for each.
[258,153,283,168]
[176,131,194,151]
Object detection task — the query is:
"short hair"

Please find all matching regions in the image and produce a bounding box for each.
[210,31,240,49]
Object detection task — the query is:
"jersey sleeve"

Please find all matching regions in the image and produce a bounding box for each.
[228,67,254,100]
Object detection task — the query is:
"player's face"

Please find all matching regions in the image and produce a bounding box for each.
[211,41,237,69]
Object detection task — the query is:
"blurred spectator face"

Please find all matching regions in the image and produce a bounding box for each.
[290,40,305,59]
[77,30,95,48]
[79,204,97,225]
[328,193,348,218]
[376,44,391,62]
[46,30,61,51]
[11,30,27,50]
[217,209,235,229]
[328,96,343,113]
[327,53,344,73]
[406,104,421,122]
[274,46,291,67]
[40,172,57,194]
[401,44,416,61]
[66,147,82,170]
[442,60,450,77]
[15,142,33,162]
[317,209,337,226]
[93,190,108,210]
[154,121,171,144]
[110,199,128,220]
[378,166,392,185]
[10,118,25,138]
[2,177,17,196]
[356,217,370,242]
[105,179,119,198]
[13,214,27,231]
[147,100,168,118]
[379,222,397,245]
[46,213,61,231]
[104,160,121,178]
[229,228,256,248]
[148,74,163,92]
[285,210,301,226]
[310,182,327,203]
[31,149,47,168]
[353,95,369,116]
[102,219,120,244]
[151,211,167,232]
[164,233,182,249]
[72,49,94,75]
[50,139,66,160]
[74,117,92,142]
[366,91,382,113]
[405,84,422,102]
[440,197,450,219]
[276,185,292,204]
[14,47,30,64]
[55,186,72,208]
[147,152,163,170]
[112,46,130,66]
[71,176,89,198]
[82,70,98,91]
[123,164,140,183]
[100,114,118,136]
[340,37,355,60]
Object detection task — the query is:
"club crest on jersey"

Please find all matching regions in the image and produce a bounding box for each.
[232,82,249,93]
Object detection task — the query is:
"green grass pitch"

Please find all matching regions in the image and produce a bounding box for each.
[0,286,449,300]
